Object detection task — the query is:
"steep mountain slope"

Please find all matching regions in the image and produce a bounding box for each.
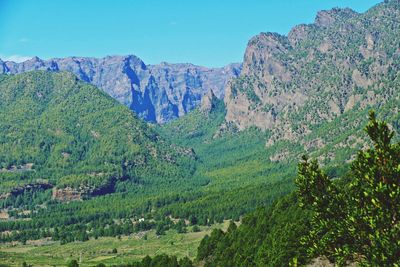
[157,0,400,229]
[0,56,241,123]
[225,0,400,145]
[0,71,194,200]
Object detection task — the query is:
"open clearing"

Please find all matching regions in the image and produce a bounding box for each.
[0,222,229,266]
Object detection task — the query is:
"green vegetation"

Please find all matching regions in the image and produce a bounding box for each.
[157,99,297,221]
[0,72,296,254]
[297,112,400,265]
[197,194,310,267]
[0,222,228,266]
[0,71,197,244]
[1,71,398,265]
[197,113,400,266]
[0,71,193,194]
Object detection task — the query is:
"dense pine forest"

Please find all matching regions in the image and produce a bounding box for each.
[196,112,400,266]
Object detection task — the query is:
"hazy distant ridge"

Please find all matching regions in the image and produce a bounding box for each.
[0,56,241,123]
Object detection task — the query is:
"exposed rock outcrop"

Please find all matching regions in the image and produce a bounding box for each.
[224,1,400,143]
[0,182,53,200]
[52,178,116,202]
[52,187,83,202]
[314,8,357,28]
[200,89,219,113]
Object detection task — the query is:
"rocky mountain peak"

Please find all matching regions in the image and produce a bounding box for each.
[315,8,358,27]
[247,32,290,54]
[29,56,42,62]
[242,32,292,85]
[123,54,147,69]
[224,0,400,142]
[22,56,46,70]
[288,24,311,47]
[200,89,219,113]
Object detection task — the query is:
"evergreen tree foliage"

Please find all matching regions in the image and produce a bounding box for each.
[196,194,311,267]
[296,111,400,266]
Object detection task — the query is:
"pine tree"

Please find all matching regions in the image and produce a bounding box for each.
[296,111,400,266]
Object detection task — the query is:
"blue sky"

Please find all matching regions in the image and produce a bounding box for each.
[0,0,382,67]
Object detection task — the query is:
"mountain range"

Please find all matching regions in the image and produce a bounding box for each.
[0,0,400,266]
[0,56,241,123]
[225,0,399,144]
[0,0,398,210]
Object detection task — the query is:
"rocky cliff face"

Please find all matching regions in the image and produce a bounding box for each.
[224,0,400,143]
[200,89,219,113]
[0,56,241,123]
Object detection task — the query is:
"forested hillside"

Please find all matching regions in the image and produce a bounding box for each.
[197,112,400,266]
[0,71,194,199]
[0,71,206,246]
[197,193,310,267]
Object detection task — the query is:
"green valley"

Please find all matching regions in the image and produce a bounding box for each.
[0,0,399,266]
[0,222,230,266]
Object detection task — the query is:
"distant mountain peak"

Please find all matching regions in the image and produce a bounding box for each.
[28,56,42,62]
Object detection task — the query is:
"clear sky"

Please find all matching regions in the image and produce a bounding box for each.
[0,0,382,67]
